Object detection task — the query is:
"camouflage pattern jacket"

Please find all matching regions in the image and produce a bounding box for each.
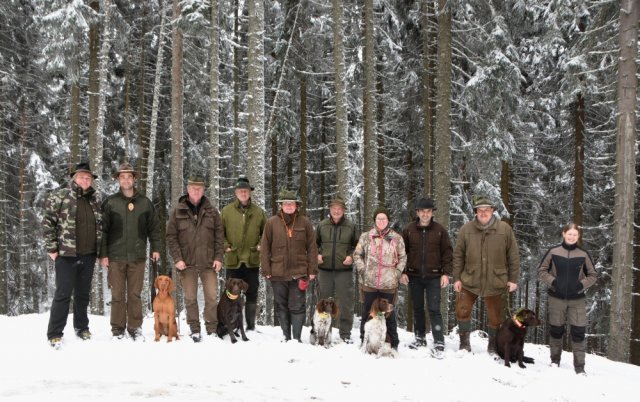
[353,227,407,291]
[43,181,102,257]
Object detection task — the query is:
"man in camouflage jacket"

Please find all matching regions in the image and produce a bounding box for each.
[43,162,102,348]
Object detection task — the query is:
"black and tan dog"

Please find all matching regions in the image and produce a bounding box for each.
[496,308,541,368]
[216,278,250,343]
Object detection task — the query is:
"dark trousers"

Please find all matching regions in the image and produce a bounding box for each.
[360,290,399,348]
[47,254,95,340]
[272,280,306,316]
[227,264,260,304]
[409,276,444,345]
[317,269,354,339]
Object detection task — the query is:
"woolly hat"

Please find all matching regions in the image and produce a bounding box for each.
[372,205,391,221]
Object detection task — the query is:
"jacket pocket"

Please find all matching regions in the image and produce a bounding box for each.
[460,264,478,285]
[249,246,260,266]
[493,265,507,288]
[270,255,285,277]
[225,248,239,267]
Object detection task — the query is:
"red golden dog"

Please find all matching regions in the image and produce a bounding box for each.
[153,275,179,342]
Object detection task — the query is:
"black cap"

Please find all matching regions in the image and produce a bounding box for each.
[415,198,437,211]
[235,176,254,191]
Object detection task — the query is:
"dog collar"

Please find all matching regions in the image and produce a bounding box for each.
[512,314,525,328]
[318,312,330,319]
[226,290,239,300]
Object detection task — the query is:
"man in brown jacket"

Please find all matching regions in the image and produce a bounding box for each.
[453,194,520,354]
[260,190,317,342]
[166,175,224,342]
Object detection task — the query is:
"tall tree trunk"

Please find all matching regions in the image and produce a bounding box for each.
[332,0,348,198]
[136,3,149,194]
[501,160,512,225]
[362,0,377,220]
[632,157,640,365]
[70,81,81,168]
[18,100,29,313]
[572,93,585,229]
[232,0,241,177]
[123,40,132,162]
[421,0,434,197]
[376,60,385,207]
[88,0,100,164]
[90,0,113,316]
[299,76,308,214]
[433,0,451,229]
[608,0,638,363]
[170,0,184,313]
[246,0,265,207]
[208,0,220,206]
[271,131,278,215]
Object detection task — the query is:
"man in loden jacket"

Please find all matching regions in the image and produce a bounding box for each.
[260,190,317,342]
[166,175,224,342]
[401,197,452,356]
[221,176,267,331]
[315,196,358,343]
[453,194,520,354]
[43,162,102,348]
[100,162,160,340]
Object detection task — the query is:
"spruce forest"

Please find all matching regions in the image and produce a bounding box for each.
[0,0,638,363]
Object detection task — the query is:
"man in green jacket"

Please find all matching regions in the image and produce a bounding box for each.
[453,194,520,354]
[221,176,267,331]
[315,196,358,343]
[100,162,160,340]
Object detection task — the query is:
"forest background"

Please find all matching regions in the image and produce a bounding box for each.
[0,0,638,364]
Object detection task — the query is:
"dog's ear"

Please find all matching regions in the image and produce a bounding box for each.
[316,299,325,313]
[331,301,339,317]
[241,279,249,292]
[154,276,160,290]
[167,277,175,293]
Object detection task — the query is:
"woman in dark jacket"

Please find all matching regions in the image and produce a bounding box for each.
[538,223,597,375]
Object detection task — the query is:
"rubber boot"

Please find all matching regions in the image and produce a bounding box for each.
[245,302,257,331]
[459,331,471,352]
[291,313,305,343]
[549,337,563,366]
[573,340,586,374]
[277,310,291,341]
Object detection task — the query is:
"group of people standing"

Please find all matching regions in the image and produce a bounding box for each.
[43,162,597,374]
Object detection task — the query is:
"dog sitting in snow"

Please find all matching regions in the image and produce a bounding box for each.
[496,308,540,368]
[216,278,250,344]
[361,297,394,357]
[310,298,339,347]
[153,275,180,342]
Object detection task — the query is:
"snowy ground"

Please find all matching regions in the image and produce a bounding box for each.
[0,313,637,402]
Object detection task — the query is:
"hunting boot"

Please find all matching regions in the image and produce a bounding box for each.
[459,331,471,352]
[245,302,257,331]
[277,310,291,341]
[549,337,563,366]
[291,313,305,343]
[573,340,586,375]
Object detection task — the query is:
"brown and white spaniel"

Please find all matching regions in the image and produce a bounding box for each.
[309,298,340,347]
[361,298,394,357]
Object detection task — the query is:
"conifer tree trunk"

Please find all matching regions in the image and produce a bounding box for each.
[299,76,308,214]
[232,0,241,177]
[332,0,348,198]
[376,60,385,207]
[136,4,149,194]
[88,0,100,164]
[208,0,220,206]
[433,0,451,229]
[421,0,434,197]
[572,93,585,228]
[609,0,638,363]
[70,81,81,168]
[362,0,377,219]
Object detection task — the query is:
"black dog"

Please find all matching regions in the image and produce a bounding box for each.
[216,278,250,343]
[496,308,540,368]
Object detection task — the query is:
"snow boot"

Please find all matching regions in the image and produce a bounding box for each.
[291,313,305,343]
[277,310,291,341]
[573,340,586,375]
[245,302,257,331]
[550,336,563,366]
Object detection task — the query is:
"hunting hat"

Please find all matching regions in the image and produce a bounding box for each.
[234,176,254,191]
[328,195,346,210]
[112,162,139,179]
[187,174,206,187]
[472,194,496,211]
[70,162,97,179]
[415,198,437,211]
[276,189,301,204]
[372,205,391,221]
